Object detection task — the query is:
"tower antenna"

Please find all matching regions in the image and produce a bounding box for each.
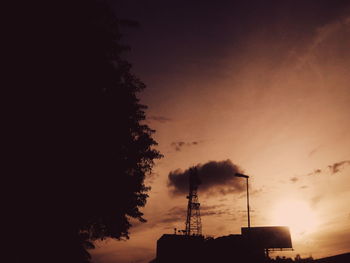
[185,167,202,236]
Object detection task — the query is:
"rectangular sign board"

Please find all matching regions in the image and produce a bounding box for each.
[241,226,292,249]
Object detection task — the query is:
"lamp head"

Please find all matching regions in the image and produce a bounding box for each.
[235,173,249,178]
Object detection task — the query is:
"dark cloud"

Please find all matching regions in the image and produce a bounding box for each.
[328,160,350,174]
[306,168,322,176]
[306,160,350,176]
[290,176,298,183]
[314,169,322,174]
[148,115,172,123]
[168,159,245,196]
[170,141,201,151]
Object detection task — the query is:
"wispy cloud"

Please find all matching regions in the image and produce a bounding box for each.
[145,172,159,185]
[328,160,350,174]
[290,176,299,183]
[130,204,231,233]
[170,141,201,152]
[162,204,231,223]
[148,115,172,123]
[296,15,350,71]
[306,160,350,176]
[310,195,322,208]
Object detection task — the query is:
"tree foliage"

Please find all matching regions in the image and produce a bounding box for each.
[12,1,161,262]
[70,0,162,239]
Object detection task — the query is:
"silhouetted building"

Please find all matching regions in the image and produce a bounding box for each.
[157,234,204,263]
[314,253,350,263]
[155,226,292,263]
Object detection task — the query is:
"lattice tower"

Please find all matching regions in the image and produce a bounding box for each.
[185,167,202,236]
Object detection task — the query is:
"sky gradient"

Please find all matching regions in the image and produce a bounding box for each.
[92,1,350,262]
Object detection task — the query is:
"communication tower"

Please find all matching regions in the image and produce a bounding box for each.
[185,167,202,236]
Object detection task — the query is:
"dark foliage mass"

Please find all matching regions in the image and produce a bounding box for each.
[168,160,245,196]
[10,1,161,262]
[266,255,315,263]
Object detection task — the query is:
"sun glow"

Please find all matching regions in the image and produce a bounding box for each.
[271,199,319,238]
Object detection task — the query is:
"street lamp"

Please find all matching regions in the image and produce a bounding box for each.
[235,173,250,229]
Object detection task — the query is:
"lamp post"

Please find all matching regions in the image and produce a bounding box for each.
[235,173,250,229]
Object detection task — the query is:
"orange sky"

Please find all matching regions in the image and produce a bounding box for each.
[92,2,350,262]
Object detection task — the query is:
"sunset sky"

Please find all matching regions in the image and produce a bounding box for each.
[92,1,350,262]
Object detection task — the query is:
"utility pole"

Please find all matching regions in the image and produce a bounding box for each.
[235,173,250,229]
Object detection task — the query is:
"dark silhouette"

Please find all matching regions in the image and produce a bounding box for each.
[10,1,161,262]
[269,255,313,263]
[157,167,292,263]
[269,253,350,263]
[314,253,350,263]
[155,227,292,263]
[154,233,349,263]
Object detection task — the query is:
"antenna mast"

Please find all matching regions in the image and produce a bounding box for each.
[185,167,202,236]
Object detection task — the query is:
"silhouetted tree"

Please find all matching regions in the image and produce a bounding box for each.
[11,1,161,262]
[269,255,314,263]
